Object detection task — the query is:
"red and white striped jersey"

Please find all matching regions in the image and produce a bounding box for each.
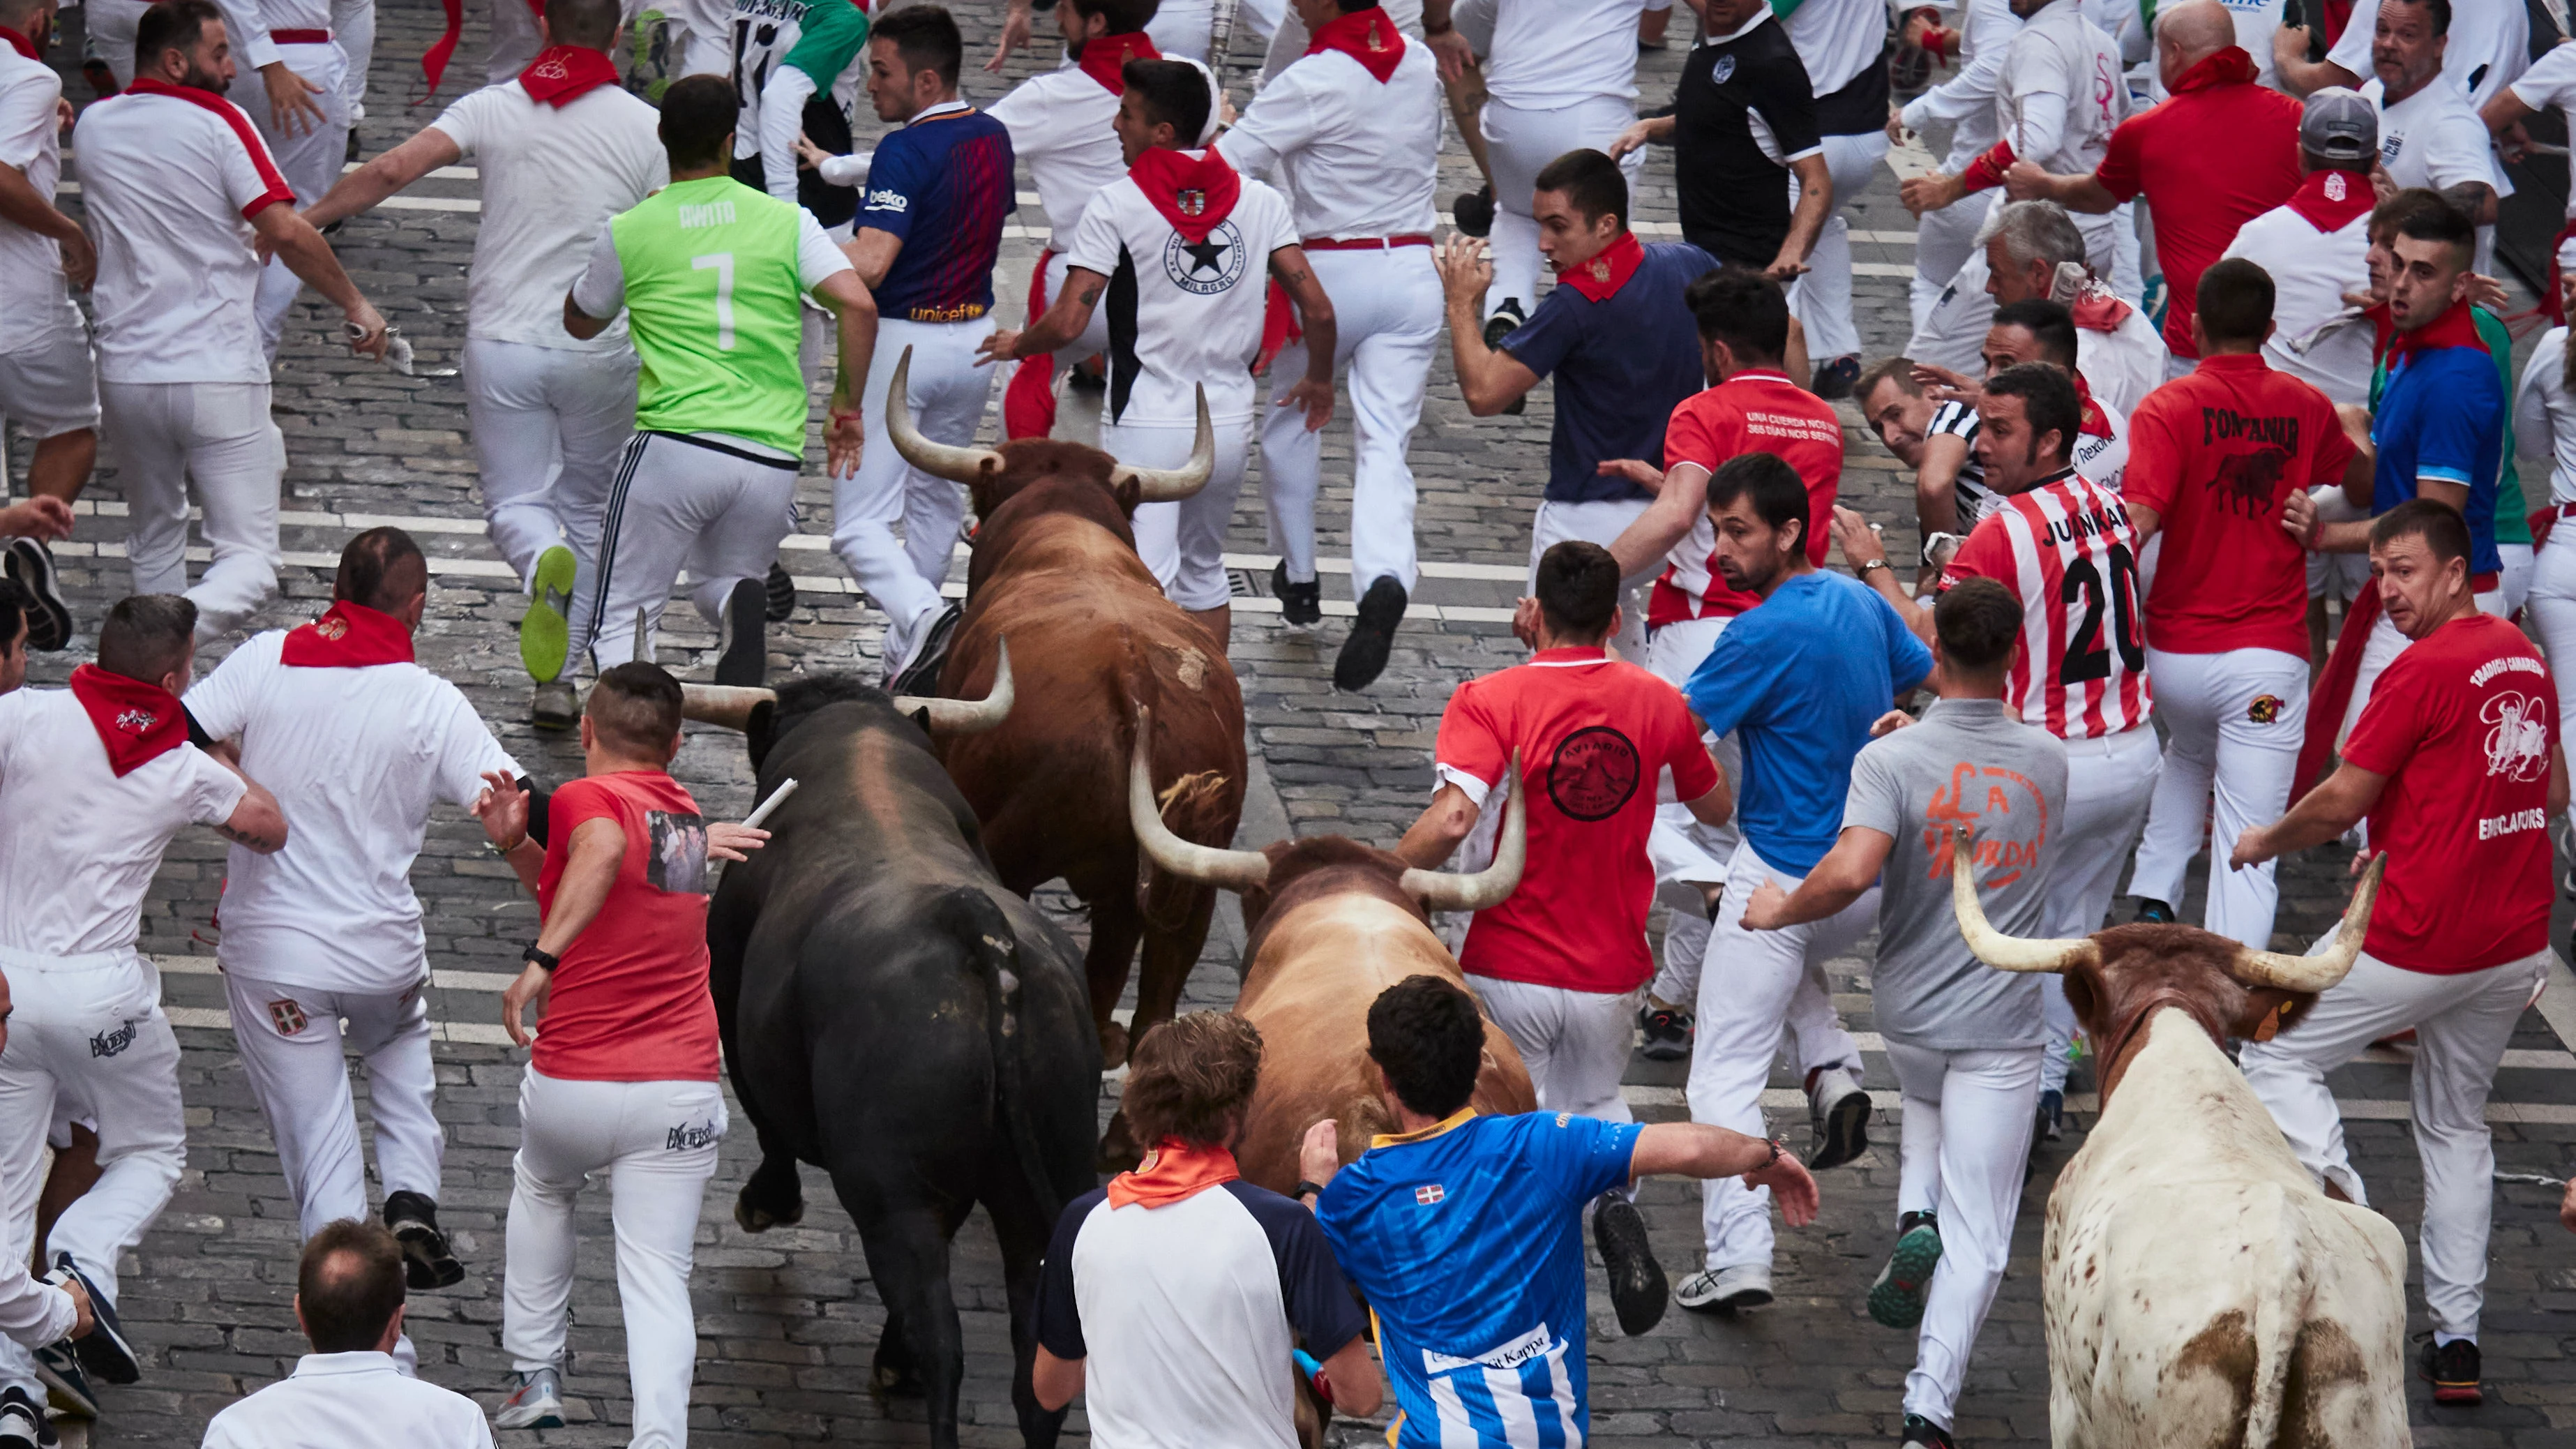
[1938,470,2152,739]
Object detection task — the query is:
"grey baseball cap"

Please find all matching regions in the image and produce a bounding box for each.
[2301,87,2378,165]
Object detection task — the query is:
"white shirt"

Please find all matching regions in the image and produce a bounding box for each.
[1216,36,1440,242]
[2222,197,2375,406]
[2075,303,2165,419]
[1064,164,1297,425]
[2362,72,2510,272]
[1785,0,1888,98]
[429,78,666,350]
[987,66,1126,254]
[2513,327,2576,508]
[1256,0,1423,84]
[2073,393,2127,493]
[1479,0,1650,108]
[0,688,245,959]
[222,0,333,71]
[1994,0,2125,178]
[1901,0,2021,171]
[182,631,520,995]
[201,1352,496,1449]
[73,87,295,384]
[2330,0,2528,109]
[0,45,79,351]
[2508,41,2576,220]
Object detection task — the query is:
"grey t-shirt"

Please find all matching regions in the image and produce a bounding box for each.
[1843,698,2068,1051]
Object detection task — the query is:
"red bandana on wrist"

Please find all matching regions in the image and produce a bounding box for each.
[1106,1139,1242,1208]
[0,27,38,60]
[1305,6,1406,82]
[1076,31,1160,95]
[281,601,416,668]
[2285,169,2374,234]
[1129,147,1240,244]
[1557,230,1643,303]
[2383,298,2489,367]
[519,45,619,107]
[68,665,187,778]
[2072,373,2114,442]
[2167,45,2257,93]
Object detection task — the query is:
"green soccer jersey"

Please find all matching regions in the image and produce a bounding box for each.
[732,0,870,154]
[610,174,814,455]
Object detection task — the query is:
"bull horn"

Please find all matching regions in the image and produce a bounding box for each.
[1949,825,2099,973]
[1108,388,1214,502]
[885,345,1004,485]
[1401,756,1527,913]
[680,684,776,733]
[1127,705,1269,890]
[2229,852,2385,993]
[889,637,1015,735]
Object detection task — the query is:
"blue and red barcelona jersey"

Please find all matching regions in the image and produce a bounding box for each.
[857,102,1012,322]
[1315,1109,1641,1449]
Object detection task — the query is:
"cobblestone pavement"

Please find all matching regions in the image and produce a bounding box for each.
[19,2,2576,1443]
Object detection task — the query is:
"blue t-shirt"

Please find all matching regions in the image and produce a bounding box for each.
[1498,241,1717,506]
[857,103,1014,322]
[1315,1110,1641,1449]
[1682,570,1932,874]
[2372,343,2503,575]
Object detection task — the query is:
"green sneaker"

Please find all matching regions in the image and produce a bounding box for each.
[1867,1214,1943,1329]
[519,545,578,684]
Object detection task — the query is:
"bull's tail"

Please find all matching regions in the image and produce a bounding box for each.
[2240,1183,2307,1449]
[935,887,1063,1227]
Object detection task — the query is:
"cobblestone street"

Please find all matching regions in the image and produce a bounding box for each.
[17,0,2576,1442]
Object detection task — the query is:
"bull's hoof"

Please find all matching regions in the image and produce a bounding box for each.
[1097,1111,1143,1173]
[734,1185,804,1234]
[871,1338,926,1399]
[1099,1020,1130,1070]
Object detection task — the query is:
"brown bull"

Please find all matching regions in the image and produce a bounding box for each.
[1127,714,1537,1191]
[883,350,1248,1093]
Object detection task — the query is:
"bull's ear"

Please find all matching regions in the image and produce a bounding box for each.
[746,699,779,773]
[1114,476,1143,517]
[2231,987,2312,1044]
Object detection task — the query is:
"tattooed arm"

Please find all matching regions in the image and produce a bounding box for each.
[207,757,289,855]
[977,267,1111,366]
[1268,243,1337,431]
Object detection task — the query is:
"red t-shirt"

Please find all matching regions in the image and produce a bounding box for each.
[1649,370,1841,625]
[2340,614,2555,973]
[532,770,722,1081]
[2093,80,2301,358]
[2123,354,2356,659]
[1437,649,1719,993]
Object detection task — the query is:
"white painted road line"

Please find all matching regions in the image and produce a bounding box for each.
[1628,1086,2576,1124]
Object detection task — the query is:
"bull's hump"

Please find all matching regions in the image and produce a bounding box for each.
[1238,894,1453,1008]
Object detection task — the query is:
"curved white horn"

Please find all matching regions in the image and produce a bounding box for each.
[1108,387,1214,502]
[679,684,776,733]
[1126,705,1268,890]
[890,637,1015,735]
[885,345,1004,485]
[1950,825,2098,973]
[2231,852,2385,993]
[1402,756,1527,913]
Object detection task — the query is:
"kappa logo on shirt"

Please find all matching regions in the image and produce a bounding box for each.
[267,998,309,1037]
[2483,692,2552,782]
[1415,1183,1445,1206]
[1163,219,1247,296]
[89,1019,140,1059]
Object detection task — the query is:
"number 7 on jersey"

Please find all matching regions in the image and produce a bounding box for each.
[693,252,736,351]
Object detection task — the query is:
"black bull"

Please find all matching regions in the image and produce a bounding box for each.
[703,677,1101,1449]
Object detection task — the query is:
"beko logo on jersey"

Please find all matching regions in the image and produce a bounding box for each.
[866,190,910,215]
[2479,809,2547,841]
[677,200,737,229]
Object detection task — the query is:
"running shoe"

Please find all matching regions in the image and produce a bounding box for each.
[494,1365,566,1429]
[384,1190,465,1291]
[531,678,578,732]
[1673,1263,1772,1315]
[1805,1064,1871,1169]
[47,1257,133,1386]
[2035,1088,2063,1144]
[2420,1335,2480,1406]
[1450,184,1494,239]
[31,1346,90,1422]
[1334,578,1407,692]
[1900,1413,1957,1448]
[1812,354,1862,400]
[1272,560,1322,629]
[888,601,964,696]
[1591,1193,1668,1335]
[764,560,798,623]
[0,1385,50,1448]
[5,538,72,651]
[1637,1003,1693,1063]
[2132,896,2176,925]
[715,577,766,687]
[518,544,577,684]
[1867,1212,1942,1329]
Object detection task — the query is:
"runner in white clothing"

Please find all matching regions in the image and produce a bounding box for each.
[1783,0,1895,396]
[304,0,665,728]
[74,0,387,641]
[181,531,521,1316]
[1892,0,2021,332]
[2277,0,2526,109]
[211,0,356,357]
[0,593,286,1422]
[2352,0,2507,275]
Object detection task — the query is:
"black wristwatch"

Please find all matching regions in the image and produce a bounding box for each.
[1295,1179,1327,1202]
[523,943,562,974]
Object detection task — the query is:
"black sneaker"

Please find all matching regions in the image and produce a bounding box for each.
[1333,578,1407,692]
[1591,1193,1667,1335]
[0,1385,51,1448]
[31,1342,91,1420]
[5,539,72,651]
[764,560,798,623]
[716,577,766,687]
[383,1190,465,1291]
[1272,560,1322,629]
[1900,1413,1957,1448]
[2420,1335,2481,1406]
[1638,1004,1693,1062]
[1813,354,1862,400]
[46,1256,133,1386]
[889,601,964,696]
[2035,1088,2063,1146]
[2132,897,2176,925]
[1451,183,1494,238]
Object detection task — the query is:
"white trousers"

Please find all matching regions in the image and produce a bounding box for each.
[1888,1041,2041,1427]
[2240,946,2546,1342]
[1145,0,1215,59]
[463,338,640,592]
[1907,239,1994,380]
[1645,615,1742,1007]
[2523,526,2576,829]
[829,316,993,665]
[585,430,798,668]
[2306,485,2371,601]
[2498,541,2533,618]
[1479,96,1645,320]
[86,0,151,87]
[0,949,184,1398]
[1120,412,1256,613]
[2042,724,2160,1092]
[2129,648,2306,949]
[665,0,734,77]
[103,380,285,639]
[1908,186,1987,336]
[1690,844,1874,1271]
[1526,497,1652,659]
[333,0,375,112]
[1261,246,1442,599]
[223,970,442,1241]
[486,0,545,83]
[504,1069,725,1449]
[1469,975,1639,1125]
[229,41,352,360]
[1788,130,1891,364]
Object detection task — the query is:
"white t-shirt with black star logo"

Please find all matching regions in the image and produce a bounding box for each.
[1063,167,1298,426]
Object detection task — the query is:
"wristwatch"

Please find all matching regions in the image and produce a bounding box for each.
[522,943,561,974]
[1855,557,1894,579]
[1295,1179,1327,1202]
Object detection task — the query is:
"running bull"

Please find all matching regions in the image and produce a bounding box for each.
[884,349,1246,1082]
[688,653,1102,1449]
[1950,832,2406,1447]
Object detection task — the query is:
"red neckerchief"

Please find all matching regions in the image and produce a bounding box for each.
[2167,45,2257,93]
[518,45,618,107]
[280,601,416,667]
[2383,298,2488,368]
[2364,299,2395,362]
[1076,31,1160,94]
[2285,169,2374,234]
[123,77,296,219]
[2061,268,2133,333]
[0,27,37,60]
[67,665,187,778]
[1129,146,1240,244]
[1305,6,1406,82]
[1558,231,1644,303]
[1105,1139,1241,1208]
[2072,373,2113,441]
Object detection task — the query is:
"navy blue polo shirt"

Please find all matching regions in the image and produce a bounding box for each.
[1497,240,1717,505]
[857,101,1014,322]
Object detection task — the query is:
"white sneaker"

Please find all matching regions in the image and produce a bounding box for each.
[493,1366,564,1429]
[1673,1263,1773,1315]
[1805,1064,1871,1169]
